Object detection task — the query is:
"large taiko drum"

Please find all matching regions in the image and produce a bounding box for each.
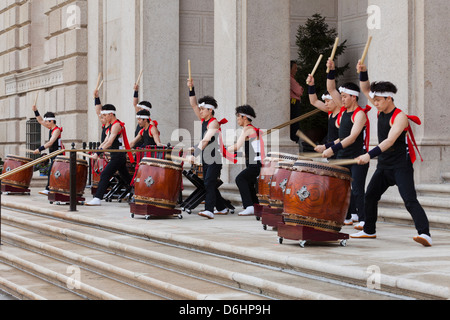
[268,161,294,209]
[134,157,182,210]
[49,156,88,197]
[1,155,34,193]
[283,160,352,234]
[257,152,303,206]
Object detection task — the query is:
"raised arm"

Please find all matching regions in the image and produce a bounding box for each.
[133,84,140,113]
[326,59,343,107]
[306,75,328,113]
[357,60,375,105]
[187,78,202,121]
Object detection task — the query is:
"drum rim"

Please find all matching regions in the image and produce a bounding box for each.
[293,160,351,173]
[55,156,88,165]
[141,157,182,168]
[6,155,33,162]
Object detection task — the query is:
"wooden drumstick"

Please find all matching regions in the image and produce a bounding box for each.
[264,109,321,136]
[95,73,102,90]
[78,152,97,160]
[34,92,39,106]
[307,54,323,85]
[98,80,104,91]
[358,36,372,74]
[329,159,359,167]
[296,130,317,149]
[188,60,192,91]
[326,38,339,74]
[136,70,143,85]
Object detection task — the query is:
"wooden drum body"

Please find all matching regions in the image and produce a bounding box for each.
[268,162,294,209]
[283,161,352,234]
[49,157,88,197]
[1,155,33,193]
[134,158,182,211]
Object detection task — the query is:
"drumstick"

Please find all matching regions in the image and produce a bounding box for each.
[264,109,321,136]
[188,60,192,91]
[326,38,339,74]
[34,92,39,106]
[95,73,102,90]
[306,54,323,85]
[329,159,359,167]
[298,152,323,159]
[98,80,104,91]
[136,70,143,85]
[358,36,372,74]
[296,130,317,148]
[78,152,97,160]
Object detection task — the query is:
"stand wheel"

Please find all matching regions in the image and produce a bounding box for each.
[131,213,135,219]
[178,214,183,220]
[299,240,307,248]
[145,215,151,221]
[278,237,283,245]
[49,202,54,205]
[340,240,347,247]
[256,216,261,221]
[181,207,185,212]
[263,225,267,231]
[186,209,192,214]
[230,210,235,214]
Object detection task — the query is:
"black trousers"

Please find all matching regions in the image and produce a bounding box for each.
[344,162,369,221]
[95,156,132,200]
[203,163,227,213]
[46,157,56,191]
[236,163,262,209]
[364,163,430,236]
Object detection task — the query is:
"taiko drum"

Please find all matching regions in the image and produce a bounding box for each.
[134,158,182,210]
[1,155,34,191]
[283,160,352,234]
[268,161,294,209]
[49,156,88,197]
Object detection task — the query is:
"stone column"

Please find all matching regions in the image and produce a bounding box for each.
[142,0,179,145]
[214,0,291,184]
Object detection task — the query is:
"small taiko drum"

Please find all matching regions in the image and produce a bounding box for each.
[1,155,34,193]
[268,161,294,209]
[283,160,352,234]
[49,156,88,198]
[91,157,109,194]
[134,158,182,210]
[257,152,307,206]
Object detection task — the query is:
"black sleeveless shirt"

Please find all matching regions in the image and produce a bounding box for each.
[202,119,222,165]
[140,126,157,148]
[338,110,365,159]
[378,108,409,169]
[328,113,340,143]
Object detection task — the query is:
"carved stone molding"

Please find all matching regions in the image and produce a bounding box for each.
[4,61,64,95]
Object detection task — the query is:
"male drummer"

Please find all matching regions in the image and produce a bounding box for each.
[86,104,133,206]
[321,59,370,228]
[132,83,156,147]
[130,109,162,149]
[32,105,64,196]
[227,105,263,216]
[351,61,432,247]
[186,78,229,220]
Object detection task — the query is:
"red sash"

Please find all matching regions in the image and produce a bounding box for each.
[337,105,372,151]
[248,124,266,161]
[51,126,65,155]
[109,120,134,164]
[391,109,423,164]
[203,118,237,164]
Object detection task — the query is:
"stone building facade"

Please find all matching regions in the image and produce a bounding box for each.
[1,0,449,184]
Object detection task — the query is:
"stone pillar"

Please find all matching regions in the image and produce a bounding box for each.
[142,0,179,145]
[214,0,291,184]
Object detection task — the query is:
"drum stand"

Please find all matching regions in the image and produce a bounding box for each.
[181,169,235,214]
[261,206,284,231]
[1,185,31,195]
[130,203,183,220]
[277,224,349,248]
[48,192,85,206]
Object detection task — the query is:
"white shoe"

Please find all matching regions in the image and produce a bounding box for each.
[354,221,365,231]
[350,231,376,239]
[351,214,359,222]
[214,208,229,215]
[198,211,214,220]
[86,198,102,206]
[39,190,49,196]
[238,206,255,216]
[413,234,432,247]
[344,219,353,226]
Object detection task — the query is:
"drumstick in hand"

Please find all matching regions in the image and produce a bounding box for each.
[327,38,339,74]
[296,130,317,149]
[358,36,372,74]
[188,60,193,91]
[306,54,323,85]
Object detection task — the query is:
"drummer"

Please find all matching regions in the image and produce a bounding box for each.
[352,61,432,247]
[185,78,229,220]
[321,59,370,228]
[306,74,340,159]
[86,104,133,206]
[94,88,110,143]
[133,83,156,148]
[227,105,264,216]
[130,109,162,149]
[32,105,64,196]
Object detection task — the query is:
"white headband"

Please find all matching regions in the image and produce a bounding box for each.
[101,110,116,115]
[44,117,56,122]
[240,113,255,121]
[322,94,333,101]
[199,102,216,110]
[339,87,360,97]
[136,115,150,120]
[137,104,151,111]
[369,91,395,99]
